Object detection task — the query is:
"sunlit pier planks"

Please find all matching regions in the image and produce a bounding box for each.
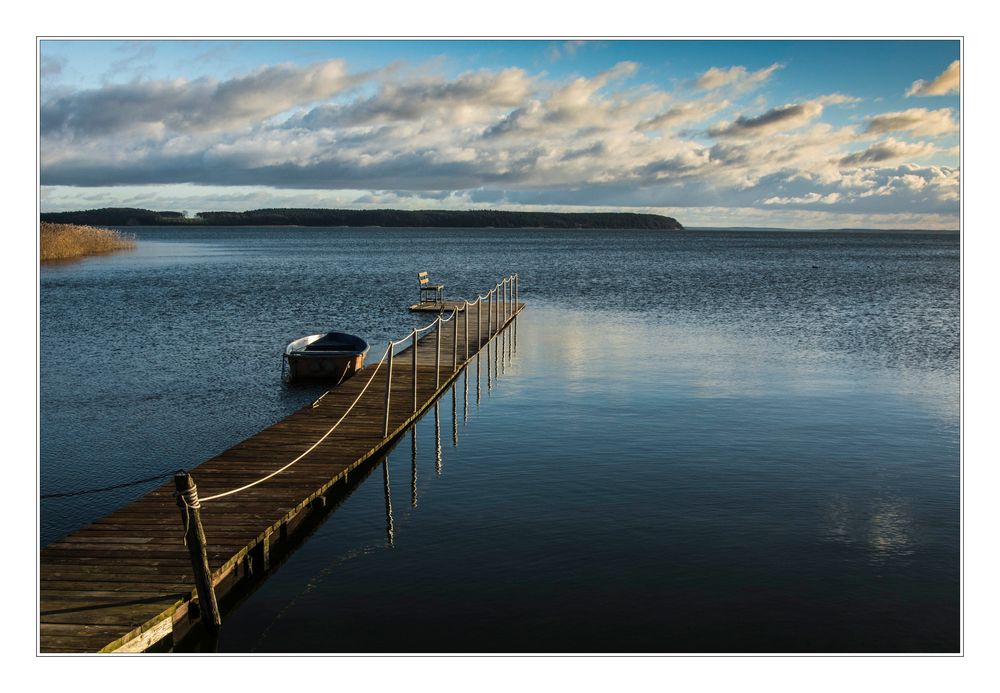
[408,299,469,313]
[39,277,523,653]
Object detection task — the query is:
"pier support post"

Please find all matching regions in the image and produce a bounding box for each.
[453,308,459,371]
[384,341,394,437]
[488,289,494,337]
[478,299,482,349]
[505,277,509,321]
[174,472,222,630]
[464,301,469,362]
[412,329,418,412]
[435,317,442,389]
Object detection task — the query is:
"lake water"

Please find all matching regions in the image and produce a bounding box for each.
[39,227,960,652]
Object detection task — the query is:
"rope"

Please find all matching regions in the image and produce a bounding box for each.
[200,278,516,503]
[41,471,175,500]
[200,342,392,502]
[174,482,200,547]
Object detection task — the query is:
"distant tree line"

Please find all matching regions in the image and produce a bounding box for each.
[40,207,684,230]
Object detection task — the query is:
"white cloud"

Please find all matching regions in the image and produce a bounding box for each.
[41,59,364,135]
[637,100,730,131]
[763,192,842,205]
[863,108,958,137]
[708,100,825,139]
[906,60,960,97]
[692,63,782,91]
[839,138,940,166]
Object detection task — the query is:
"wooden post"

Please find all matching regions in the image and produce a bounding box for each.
[435,316,442,389]
[411,328,418,412]
[488,289,494,337]
[464,301,469,362]
[478,298,482,349]
[504,277,509,321]
[452,308,459,371]
[511,275,515,316]
[383,341,394,437]
[502,277,507,322]
[174,472,221,630]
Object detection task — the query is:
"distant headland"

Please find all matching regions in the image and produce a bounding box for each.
[40,207,684,230]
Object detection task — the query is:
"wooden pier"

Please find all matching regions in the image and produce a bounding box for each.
[39,276,523,653]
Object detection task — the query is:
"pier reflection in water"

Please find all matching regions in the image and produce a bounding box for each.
[382,458,394,548]
[410,428,417,509]
[200,317,520,652]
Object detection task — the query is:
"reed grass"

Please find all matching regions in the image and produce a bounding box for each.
[40,222,136,262]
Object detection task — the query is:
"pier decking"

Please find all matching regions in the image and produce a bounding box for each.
[408,299,469,313]
[40,278,523,653]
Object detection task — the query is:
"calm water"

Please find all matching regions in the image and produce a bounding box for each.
[39,227,960,652]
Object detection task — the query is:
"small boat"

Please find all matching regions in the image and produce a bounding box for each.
[283,332,370,383]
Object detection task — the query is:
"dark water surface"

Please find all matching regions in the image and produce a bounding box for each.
[39,227,959,652]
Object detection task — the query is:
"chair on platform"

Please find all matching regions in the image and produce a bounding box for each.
[418,272,444,303]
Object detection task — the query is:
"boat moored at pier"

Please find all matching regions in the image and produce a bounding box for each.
[283,332,370,382]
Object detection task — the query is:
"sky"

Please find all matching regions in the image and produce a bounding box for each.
[38,39,961,229]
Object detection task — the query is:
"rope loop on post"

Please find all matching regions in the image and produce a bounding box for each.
[174,480,201,546]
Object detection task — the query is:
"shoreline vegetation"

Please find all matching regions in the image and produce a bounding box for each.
[40,207,684,230]
[40,222,137,262]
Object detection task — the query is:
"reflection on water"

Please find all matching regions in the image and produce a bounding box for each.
[824,494,916,564]
[434,402,442,476]
[382,458,394,548]
[410,429,418,508]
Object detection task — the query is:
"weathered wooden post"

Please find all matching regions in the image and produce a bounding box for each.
[464,301,470,362]
[383,341,394,437]
[435,316,442,389]
[174,472,222,630]
[452,308,459,371]
[488,288,494,337]
[505,276,509,321]
[478,297,482,348]
[411,328,418,412]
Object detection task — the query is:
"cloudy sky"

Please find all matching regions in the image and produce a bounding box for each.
[39,39,960,229]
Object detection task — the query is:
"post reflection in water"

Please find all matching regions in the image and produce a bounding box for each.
[501,329,505,375]
[476,353,481,405]
[434,402,442,476]
[410,428,417,508]
[487,341,493,392]
[463,369,469,423]
[382,458,394,547]
[451,383,458,447]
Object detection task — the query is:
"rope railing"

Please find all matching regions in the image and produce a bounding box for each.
[199,341,393,502]
[199,274,519,504]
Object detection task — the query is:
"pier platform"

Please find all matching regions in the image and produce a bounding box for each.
[40,278,523,653]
